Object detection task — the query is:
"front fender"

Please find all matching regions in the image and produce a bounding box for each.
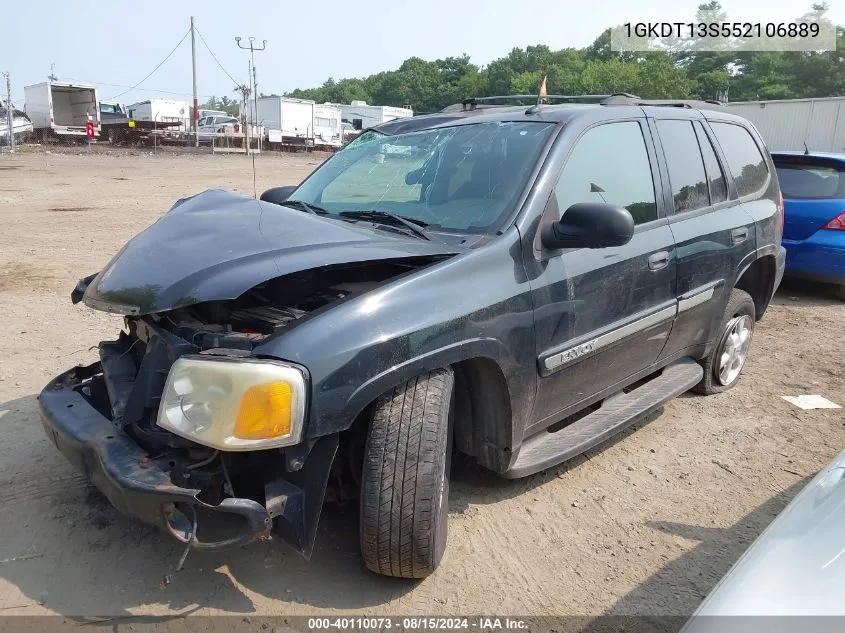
[253,231,538,455]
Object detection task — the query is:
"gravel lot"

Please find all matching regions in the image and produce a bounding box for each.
[0,148,843,619]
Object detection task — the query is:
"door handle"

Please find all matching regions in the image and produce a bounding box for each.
[648,251,670,271]
[731,227,749,244]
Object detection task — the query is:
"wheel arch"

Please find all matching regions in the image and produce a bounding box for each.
[452,357,514,473]
[342,342,517,474]
[735,254,777,320]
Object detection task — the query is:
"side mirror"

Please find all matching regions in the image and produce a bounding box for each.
[260,185,298,205]
[541,202,635,250]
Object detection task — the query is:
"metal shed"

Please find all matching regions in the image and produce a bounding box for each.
[723,96,845,153]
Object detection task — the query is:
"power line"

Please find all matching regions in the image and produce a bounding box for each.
[62,77,214,100]
[195,25,242,86]
[109,28,191,100]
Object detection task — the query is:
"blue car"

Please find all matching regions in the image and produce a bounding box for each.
[772,152,845,300]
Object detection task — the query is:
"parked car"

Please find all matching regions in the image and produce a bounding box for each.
[40,94,785,580]
[197,115,239,141]
[771,151,845,300]
[683,446,845,629]
[0,104,34,143]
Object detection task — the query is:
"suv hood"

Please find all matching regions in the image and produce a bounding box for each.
[81,189,461,315]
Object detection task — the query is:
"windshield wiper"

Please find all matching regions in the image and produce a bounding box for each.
[339,210,431,241]
[282,200,328,215]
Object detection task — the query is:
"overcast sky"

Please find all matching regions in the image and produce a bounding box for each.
[2,0,842,107]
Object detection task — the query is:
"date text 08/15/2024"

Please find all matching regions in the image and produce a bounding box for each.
[306,618,529,630]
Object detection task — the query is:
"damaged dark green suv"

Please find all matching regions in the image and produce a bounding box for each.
[40,94,785,579]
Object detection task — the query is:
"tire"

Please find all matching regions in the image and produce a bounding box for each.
[835,285,845,302]
[359,368,454,579]
[693,288,756,395]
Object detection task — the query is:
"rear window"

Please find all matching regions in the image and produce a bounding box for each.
[709,122,770,197]
[774,161,843,199]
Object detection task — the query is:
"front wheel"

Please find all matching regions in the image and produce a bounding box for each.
[693,288,756,395]
[359,368,454,579]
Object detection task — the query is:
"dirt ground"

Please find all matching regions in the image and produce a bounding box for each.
[0,148,843,619]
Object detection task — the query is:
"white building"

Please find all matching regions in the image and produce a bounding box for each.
[723,96,845,153]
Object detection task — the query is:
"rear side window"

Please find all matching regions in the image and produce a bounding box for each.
[555,121,658,225]
[694,121,728,204]
[656,120,709,212]
[710,122,769,197]
[775,161,843,199]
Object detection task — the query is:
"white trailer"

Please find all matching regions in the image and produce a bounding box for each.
[126,99,190,131]
[331,100,413,132]
[723,96,845,153]
[249,96,315,146]
[24,81,100,140]
[313,103,342,147]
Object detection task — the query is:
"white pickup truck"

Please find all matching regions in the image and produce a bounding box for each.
[197,114,240,141]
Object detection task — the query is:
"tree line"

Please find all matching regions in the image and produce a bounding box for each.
[276,1,843,114]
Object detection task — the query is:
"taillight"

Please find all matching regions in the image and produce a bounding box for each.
[823,211,845,230]
[777,190,785,236]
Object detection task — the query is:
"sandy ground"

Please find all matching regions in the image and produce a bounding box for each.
[0,148,843,619]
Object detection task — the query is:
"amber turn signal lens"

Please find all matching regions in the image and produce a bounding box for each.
[234,381,293,440]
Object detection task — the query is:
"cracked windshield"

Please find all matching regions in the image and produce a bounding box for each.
[288,121,556,232]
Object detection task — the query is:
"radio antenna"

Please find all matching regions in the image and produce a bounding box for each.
[252,151,257,199]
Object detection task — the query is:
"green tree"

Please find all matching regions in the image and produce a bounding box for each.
[635,54,693,98]
[284,3,843,110]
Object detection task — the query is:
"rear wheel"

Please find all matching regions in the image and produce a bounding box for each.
[693,288,756,395]
[835,285,845,302]
[359,368,454,579]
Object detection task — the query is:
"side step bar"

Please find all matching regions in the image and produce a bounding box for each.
[504,357,703,479]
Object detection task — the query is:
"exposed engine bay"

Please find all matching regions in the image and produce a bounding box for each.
[69,261,425,548]
[144,262,402,351]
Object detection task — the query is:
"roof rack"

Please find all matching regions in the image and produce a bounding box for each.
[444,93,640,112]
[601,95,725,108]
[440,93,724,114]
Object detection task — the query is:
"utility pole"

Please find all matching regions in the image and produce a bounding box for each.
[3,72,14,150]
[190,17,199,147]
[253,62,259,148]
[235,83,252,153]
[235,36,266,152]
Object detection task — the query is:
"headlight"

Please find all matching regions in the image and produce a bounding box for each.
[156,356,307,451]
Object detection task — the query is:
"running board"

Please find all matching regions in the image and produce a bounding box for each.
[504,357,703,478]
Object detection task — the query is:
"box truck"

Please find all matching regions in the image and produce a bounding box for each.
[24,82,100,140]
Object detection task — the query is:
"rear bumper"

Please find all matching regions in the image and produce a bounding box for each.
[783,230,845,285]
[39,364,273,551]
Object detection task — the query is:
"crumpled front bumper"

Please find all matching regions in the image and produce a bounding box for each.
[38,364,273,551]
